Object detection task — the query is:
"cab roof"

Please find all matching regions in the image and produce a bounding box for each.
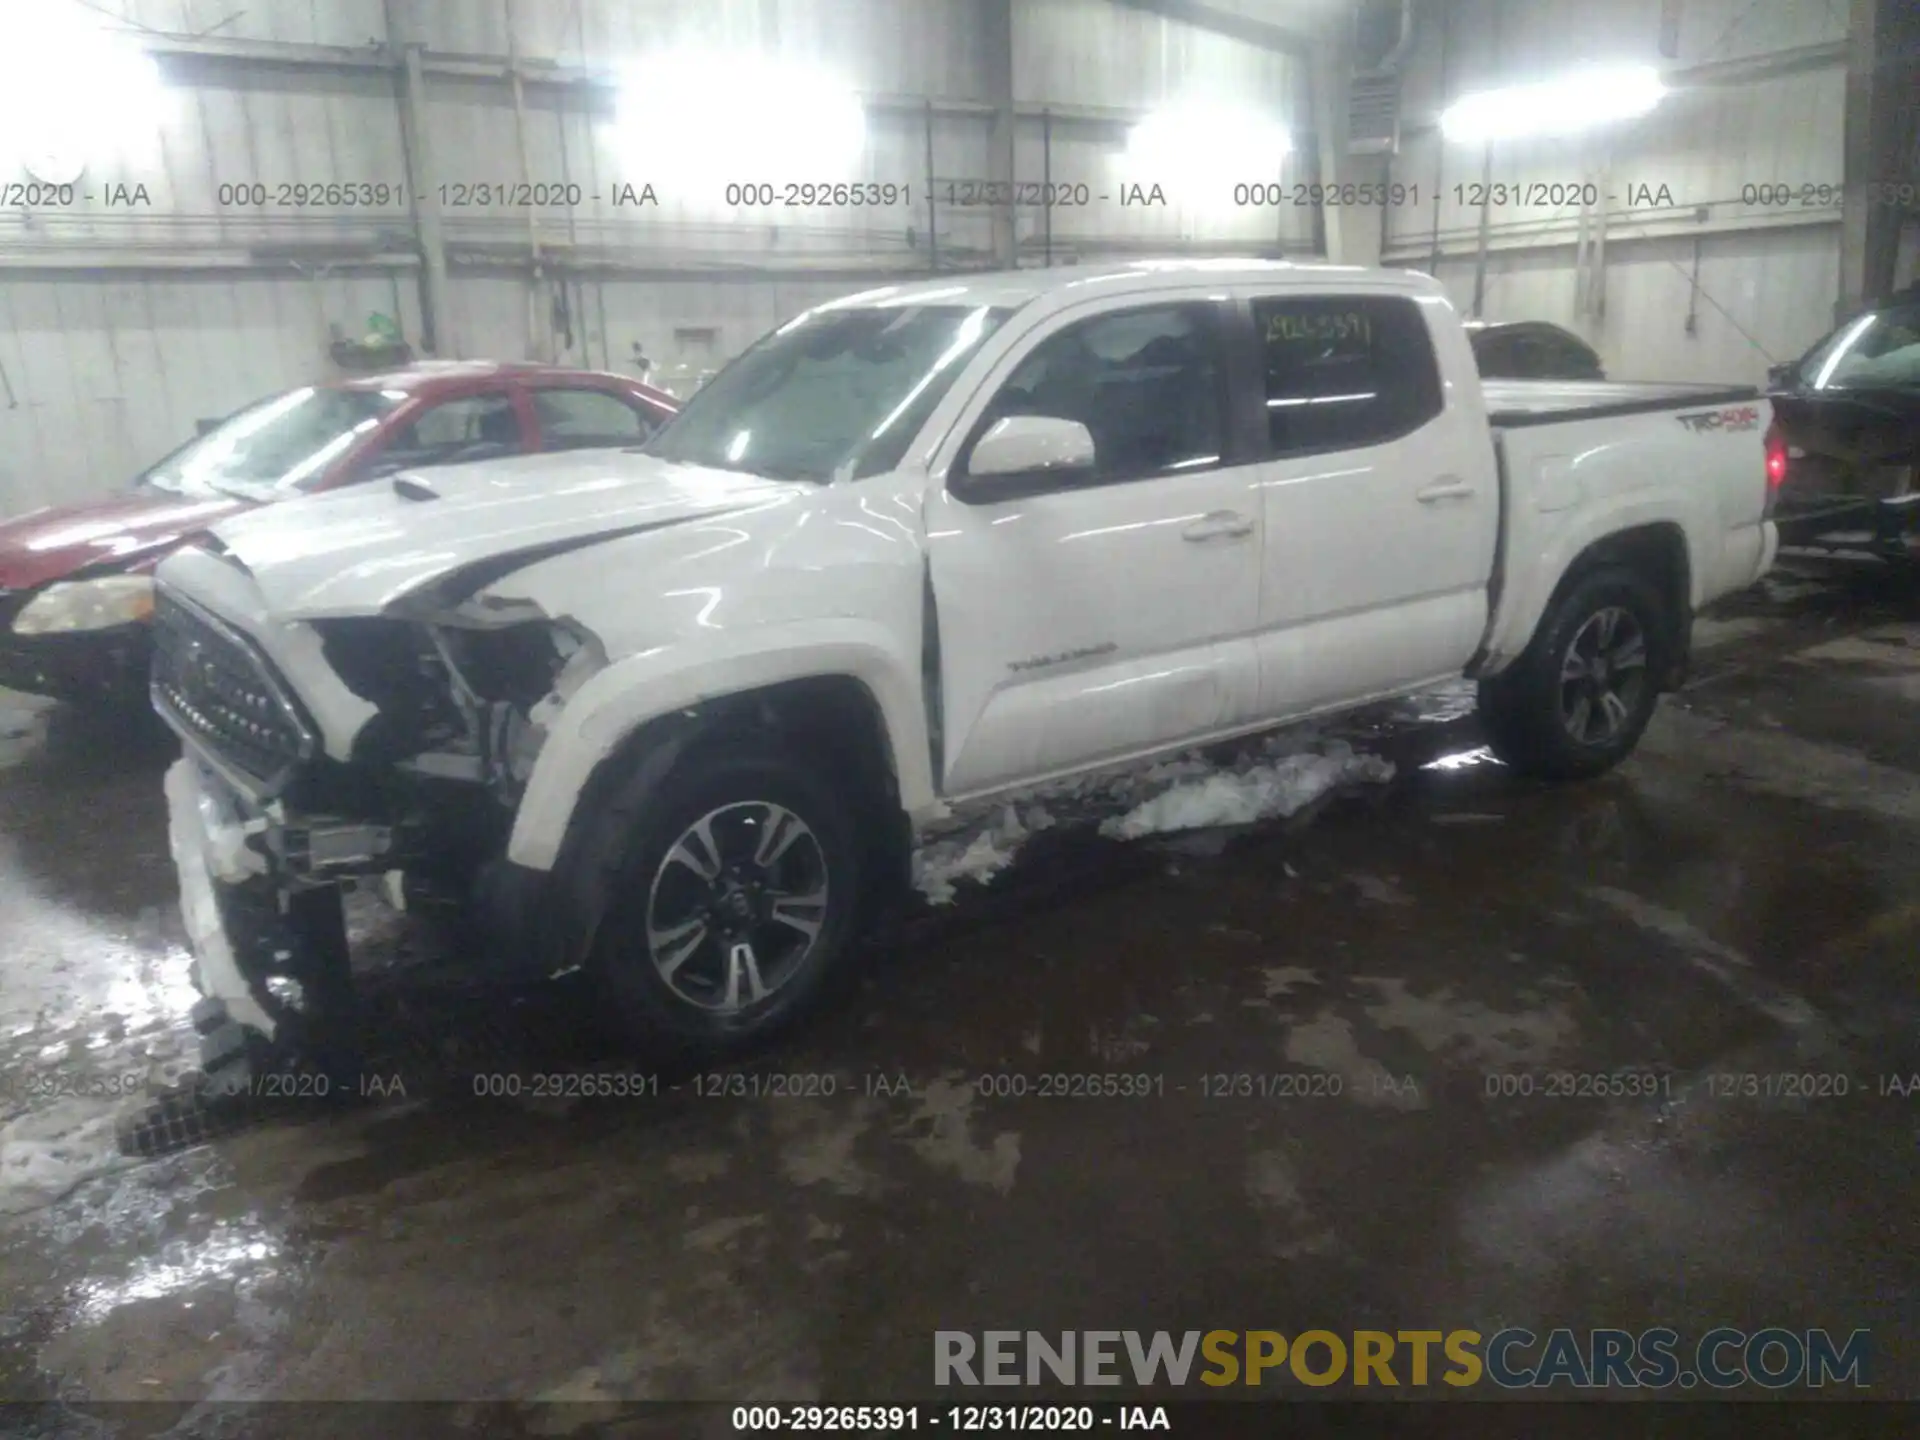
[811,258,1446,316]
[333,360,636,394]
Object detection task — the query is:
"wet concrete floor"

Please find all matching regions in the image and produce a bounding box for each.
[0,561,1917,1430]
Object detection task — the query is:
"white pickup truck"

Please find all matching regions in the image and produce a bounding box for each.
[153,260,1777,1082]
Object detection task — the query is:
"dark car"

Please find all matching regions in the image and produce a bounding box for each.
[1465,320,1607,381]
[0,362,679,706]
[1763,287,1920,558]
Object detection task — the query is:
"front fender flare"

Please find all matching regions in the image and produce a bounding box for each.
[505,621,933,872]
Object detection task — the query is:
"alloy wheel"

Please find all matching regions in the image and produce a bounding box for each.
[643,801,829,1013]
[1558,605,1649,746]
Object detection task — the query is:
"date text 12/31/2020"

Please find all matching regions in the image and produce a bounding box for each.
[730,1405,1172,1432]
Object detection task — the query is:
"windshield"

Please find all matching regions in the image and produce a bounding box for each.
[1796,301,1920,392]
[645,303,1011,482]
[141,386,401,500]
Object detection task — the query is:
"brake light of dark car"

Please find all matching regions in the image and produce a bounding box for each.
[1763,420,1787,505]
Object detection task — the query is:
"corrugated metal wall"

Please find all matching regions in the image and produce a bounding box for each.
[1390,0,1847,384]
[0,0,1329,516]
[0,0,1852,515]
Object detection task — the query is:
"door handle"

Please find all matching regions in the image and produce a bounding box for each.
[1416,481,1477,503]
[1182,510,1254,542]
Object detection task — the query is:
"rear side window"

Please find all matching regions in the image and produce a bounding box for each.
[1516,328,1602,379]
[389,393,522,462]
[1252,295,1443,456]
[532,387,667,450]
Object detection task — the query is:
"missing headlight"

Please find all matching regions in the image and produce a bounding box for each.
[313,610,604,791]
[441,621,580,708]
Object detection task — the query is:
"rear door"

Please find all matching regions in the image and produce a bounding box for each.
[925,296,1265,797]
[1240,288,1498,718]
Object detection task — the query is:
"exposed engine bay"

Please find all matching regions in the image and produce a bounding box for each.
[154,581,607,902]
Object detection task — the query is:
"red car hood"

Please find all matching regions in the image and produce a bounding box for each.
[0,491,251,591]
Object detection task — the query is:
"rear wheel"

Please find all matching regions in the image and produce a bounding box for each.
[584,748,862,1061]
[1477,565,1671,781]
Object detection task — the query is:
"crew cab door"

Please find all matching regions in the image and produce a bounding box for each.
[1240,288,1498,716]
[924,296,1264,798]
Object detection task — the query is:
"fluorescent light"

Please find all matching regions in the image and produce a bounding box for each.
[0,1,166,180]
[1439,65,1666,144]
[1124,102,1291,204]
[1126,103,1291,173]
[612,52,864,186]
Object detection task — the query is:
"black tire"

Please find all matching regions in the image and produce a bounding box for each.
[582,745,863,1062]
[1477,565,1672,781]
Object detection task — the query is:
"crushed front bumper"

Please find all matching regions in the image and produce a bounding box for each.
[164,757,278,1041]
[164,753,562,1083]
[164,756,386,1085]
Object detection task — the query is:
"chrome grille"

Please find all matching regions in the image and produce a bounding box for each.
[152,591,313,789]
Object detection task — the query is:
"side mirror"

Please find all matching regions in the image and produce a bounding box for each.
[1766,361,1798,391]
[960,414,1096,498]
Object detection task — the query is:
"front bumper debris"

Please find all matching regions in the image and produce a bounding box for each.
[164,749,564,1091]
[164,757,277,1041]
[165,758,370,1088]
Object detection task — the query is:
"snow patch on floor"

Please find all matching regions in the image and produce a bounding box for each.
[1100,739,1393,841]
[1281,1011,1428,1110]
[0,1098,135,1216]
[1356,977,1574,1067]
[911,802,1056,905]
[899,1077,1021,1194]
[909,732,1392,904]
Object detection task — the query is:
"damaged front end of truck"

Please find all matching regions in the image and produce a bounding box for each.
[153,568,610,1093]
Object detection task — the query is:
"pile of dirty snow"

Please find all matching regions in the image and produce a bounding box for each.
[0,1098,136,1216]
[909,731,1392,904]
[911,802,1056,906]
[1101,738,1393,840]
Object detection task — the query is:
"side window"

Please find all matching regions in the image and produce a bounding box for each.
[385,392,523,467]
[1253,295,1443,456]
[1509,333,1552,376]
[532,387,665,451]
[1546,334,1603,379]
[1471,333,1513,378]
[977,303,1225,484]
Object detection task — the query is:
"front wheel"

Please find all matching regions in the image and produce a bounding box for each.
[1477,565,1672,781]
[584,748,863,1062]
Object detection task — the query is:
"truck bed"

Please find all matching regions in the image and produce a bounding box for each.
[1484,379,1761,427]
[1474,379,1776,677]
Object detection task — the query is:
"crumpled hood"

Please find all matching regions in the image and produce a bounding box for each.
[0,491,249,591]
[184,450,805,619]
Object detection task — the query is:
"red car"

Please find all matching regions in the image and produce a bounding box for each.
[0,362,678,705]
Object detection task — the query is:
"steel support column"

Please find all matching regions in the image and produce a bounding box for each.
[396,41,454,356]
[982,0,1019,268]
[1839,0,1916,314]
